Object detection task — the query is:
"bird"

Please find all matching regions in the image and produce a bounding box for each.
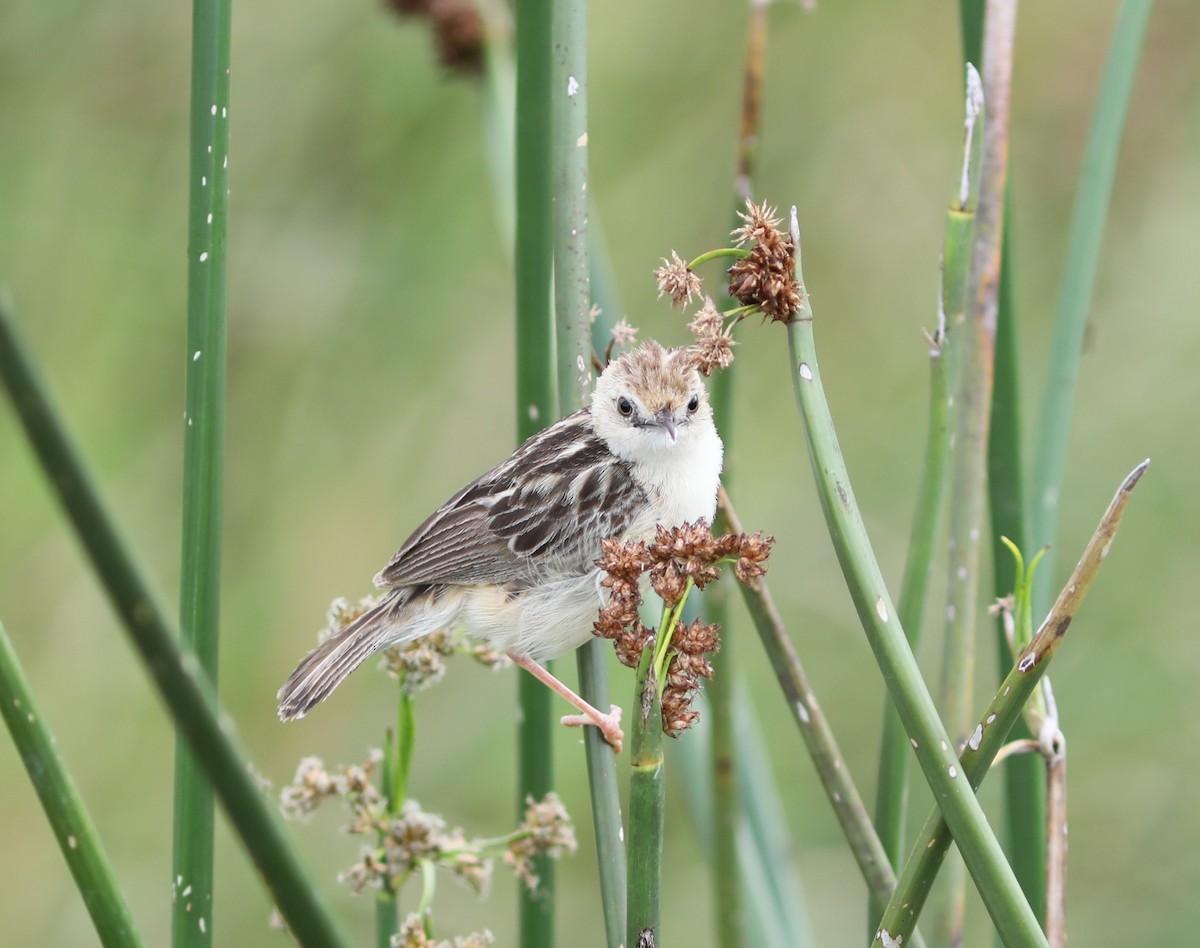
[277,340,724,752]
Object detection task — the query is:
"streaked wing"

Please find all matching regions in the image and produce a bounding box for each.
[374,409,646,588]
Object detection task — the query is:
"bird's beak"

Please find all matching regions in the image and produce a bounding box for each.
[655,409,677,442]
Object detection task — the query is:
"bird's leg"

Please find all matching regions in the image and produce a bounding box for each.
[508,654,624,754]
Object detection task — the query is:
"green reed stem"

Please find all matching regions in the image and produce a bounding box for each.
[989,215,1047,916]
[784,210,1044,945]
[173,1,232,943]
[871,64,981,935]
[550,2,628,943]
[0,304,349,947]
[958,0,1047,914]
[514,0,557,944]
[937,4,1018,938]
[673,688,817,948]
[874,461,1146,946]
[0,619,146,948]
[721,492,926,948]
[1030,0,1154,616]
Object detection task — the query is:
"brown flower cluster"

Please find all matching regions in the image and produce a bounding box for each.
[654,250,702,308]
[727,201,803,323]
[593,520,774,736]
[660,617,720,736]
[383,0,485,75]
[687,297,736,376]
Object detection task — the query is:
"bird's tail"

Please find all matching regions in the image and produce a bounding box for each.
[277,589,412,721]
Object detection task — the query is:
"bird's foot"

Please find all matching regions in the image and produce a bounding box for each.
[561,703,624,754]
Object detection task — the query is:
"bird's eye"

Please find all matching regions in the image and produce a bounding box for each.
[617,397,634,417]
[687,395,700,413]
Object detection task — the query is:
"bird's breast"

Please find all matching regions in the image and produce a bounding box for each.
[628,428,724,533]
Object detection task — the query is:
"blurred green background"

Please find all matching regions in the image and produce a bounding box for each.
[2,0,1198,944]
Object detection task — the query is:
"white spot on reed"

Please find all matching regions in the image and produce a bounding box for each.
[795,700,810,724]
[798,362,813,381]
[948,765,958,778]
[577,132,588,147]
[968,724,984,750]
[199,252,208,263]
[875,597,888,622]
[67,835,77,849]
[193,351,202,361]
[567,76,579,96]
[958,63,984,208]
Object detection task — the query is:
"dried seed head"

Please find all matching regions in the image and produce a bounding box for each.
[727,200,802,322]
[384,0,485,76]
[391,915,495,948]
[731,200,784,248]
[654,251,702,308]
[505,793,578,891]
[594,521,774,734]
[660,618,721,737]
[279,750,384,820]
[649,559,688,605]
[340,846,390,895]
[596,536,651,582]
[687,296,736,376]
[319,595,380,644]
[731,531,774,583]
[610,317,639,349]
[430,0,485,74]
[379,629,458,692]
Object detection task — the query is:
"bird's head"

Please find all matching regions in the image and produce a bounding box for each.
[591,341,714,461]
